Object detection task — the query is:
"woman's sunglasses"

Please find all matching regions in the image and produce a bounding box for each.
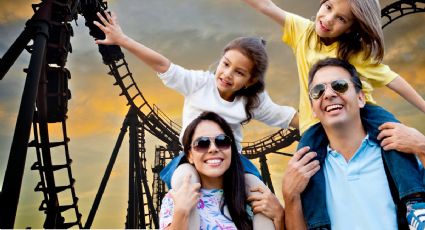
[309,79,352,100]
[191,134,232,153]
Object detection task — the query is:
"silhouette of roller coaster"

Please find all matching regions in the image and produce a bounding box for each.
[0,0,423,228]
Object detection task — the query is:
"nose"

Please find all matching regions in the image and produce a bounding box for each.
[223,68,233,78]
[322,85,337,99]
[208,140,219,153]
[324,14,334,26]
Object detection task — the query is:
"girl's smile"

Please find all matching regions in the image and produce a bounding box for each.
[215,49,254,101]
[315,0,354,44]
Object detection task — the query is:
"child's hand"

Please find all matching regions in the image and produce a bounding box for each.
[93,11,127,46]
[169,174,201,215]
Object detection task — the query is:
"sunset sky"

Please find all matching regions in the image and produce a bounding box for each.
[1,0,424,228]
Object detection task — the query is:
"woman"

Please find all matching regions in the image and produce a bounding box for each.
[159,111,253,230]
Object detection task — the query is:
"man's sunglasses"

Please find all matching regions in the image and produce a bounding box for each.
[309,79,353,100]
[191,134,232,153]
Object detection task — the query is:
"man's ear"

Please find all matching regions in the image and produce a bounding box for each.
[309,98,317,118]
[358,91,366,108]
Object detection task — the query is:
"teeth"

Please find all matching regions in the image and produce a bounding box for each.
[326,104,343,112]
[206,159,222,164]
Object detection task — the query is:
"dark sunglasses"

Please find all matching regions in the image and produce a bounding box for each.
[191,134,232,153]
[309,79,352,100]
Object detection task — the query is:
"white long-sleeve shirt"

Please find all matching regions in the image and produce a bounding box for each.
[158,63,296,151]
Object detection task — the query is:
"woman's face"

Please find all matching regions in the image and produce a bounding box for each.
[187,120,232,189]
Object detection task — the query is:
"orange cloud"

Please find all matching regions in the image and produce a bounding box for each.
[0,0,120,24]
[0,106,6,121]
[0,0,38,24]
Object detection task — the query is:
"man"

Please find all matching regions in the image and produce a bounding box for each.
[282,57,425,230]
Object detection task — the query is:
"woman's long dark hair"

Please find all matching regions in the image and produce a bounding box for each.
[223,37,268,124]
[182,112,252,230]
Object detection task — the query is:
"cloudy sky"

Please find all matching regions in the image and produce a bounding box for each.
[1,0,424,228]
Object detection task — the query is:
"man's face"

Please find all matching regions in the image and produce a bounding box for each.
[309,65,365,129]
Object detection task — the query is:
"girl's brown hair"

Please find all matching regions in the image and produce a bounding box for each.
[309,0,384,63]
[223,37,268,124]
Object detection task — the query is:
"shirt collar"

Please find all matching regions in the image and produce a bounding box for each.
[327,134,374,157]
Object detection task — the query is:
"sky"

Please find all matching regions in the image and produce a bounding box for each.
[0,0,425,228]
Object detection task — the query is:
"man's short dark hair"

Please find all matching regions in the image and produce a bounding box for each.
[308,58,363,93]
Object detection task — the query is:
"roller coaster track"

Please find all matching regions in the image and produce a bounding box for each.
[381,0,425,28]
[106,58,182,146]
[106,56,300,156]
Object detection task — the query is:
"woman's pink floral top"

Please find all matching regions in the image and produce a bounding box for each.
[159,188,252,229]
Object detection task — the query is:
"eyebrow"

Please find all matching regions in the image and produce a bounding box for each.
[338,13,352,22]
[327,0,353,21]
[223,56,249,74]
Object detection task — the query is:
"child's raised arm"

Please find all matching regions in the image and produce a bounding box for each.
[94,11,171,73]
[242,0,288,26]
[386,76,425,113]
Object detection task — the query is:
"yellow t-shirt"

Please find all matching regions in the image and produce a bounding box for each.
[282,13,398,133]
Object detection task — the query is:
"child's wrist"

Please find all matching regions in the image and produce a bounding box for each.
[174,207,191,218]
[117,34,131,47]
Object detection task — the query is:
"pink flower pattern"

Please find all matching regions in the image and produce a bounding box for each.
[159,189,252,229]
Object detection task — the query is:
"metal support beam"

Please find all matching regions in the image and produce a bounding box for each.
[126,107,138,228]
[84,109,131,228]
[259,155,275,194]
[0,28,33,80]
[0,20,49,228]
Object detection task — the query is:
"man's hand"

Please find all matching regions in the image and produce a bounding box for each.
[378,122,425,155]
[282,146,320,202]
[281,146,319,230]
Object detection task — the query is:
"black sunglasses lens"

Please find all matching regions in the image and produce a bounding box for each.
[310,84,326,99]
[331,80,349,93]
[192,135,231,152]
[214,134,232,149]
[193,137,211,152]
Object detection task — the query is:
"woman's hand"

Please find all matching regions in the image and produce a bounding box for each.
[248,186,285,230]
[93,11,127,46]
